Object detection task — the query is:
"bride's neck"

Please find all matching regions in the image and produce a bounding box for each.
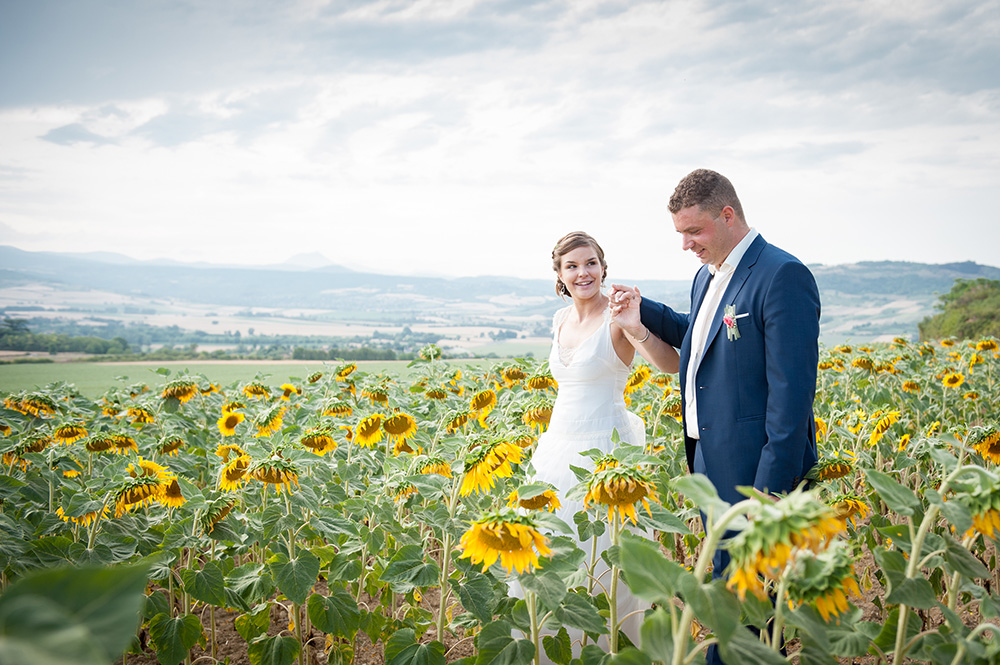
[571,293,607,321]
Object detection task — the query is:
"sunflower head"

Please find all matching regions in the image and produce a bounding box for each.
[583,465,659,525]
[158,478,186,508]
[110,433,139,454]
[460,437,525,496]
[520,396,554,432]
[300,428,338,456]
[525,373,557,392]
[85,433,117,453]
[942,372,965,388]
[831,494,871,527]
[159,436,185,456]
[248,455,300,494]
[335,363,358,380]
[323,400,353,417]
[253,405,287,437]
[425,388,449,400]
[625,365,652,395]
[867,410,901,447]
[901,380,920,393]
[219,454,251,491]
[812,456,855,482]
[506,487,562,513]
[161,379,199,403]
[217,410,246,437]
[383,412,418,442]
[971,426,1000,465]
[53,423,87,445]
[242,381,271,400]
[784,542,861,623]
[127,407,155,425]
[469,389,497,421]
[354,414,385,448]
[501,365,527,386]
[420,457,453,477]
[458,509,552,574]
[114,476,164,517]
[279,383,302,401]
[308,371,325,384]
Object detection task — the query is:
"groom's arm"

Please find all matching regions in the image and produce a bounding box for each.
[754,260,821,494]
[639,297,690,349]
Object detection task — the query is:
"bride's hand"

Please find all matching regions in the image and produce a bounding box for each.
[608,284,644,337]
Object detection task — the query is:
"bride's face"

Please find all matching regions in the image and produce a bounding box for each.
[558,245,604,300]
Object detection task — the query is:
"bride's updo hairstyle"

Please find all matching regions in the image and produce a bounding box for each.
[552,231,607,298]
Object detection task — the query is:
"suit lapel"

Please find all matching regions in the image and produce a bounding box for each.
[701,235,766,355]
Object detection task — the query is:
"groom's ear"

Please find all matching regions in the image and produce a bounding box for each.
[720,205,737,226]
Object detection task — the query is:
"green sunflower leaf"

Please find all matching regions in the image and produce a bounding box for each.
[180,559,227,607]
[866,470,920,516]
[268,550,320,606]
[637,608,675,664]
[248,634,300,665]
[385,628,446,665]
[307,588,361,640]
[149,612,204,665]
[475,620,534,665]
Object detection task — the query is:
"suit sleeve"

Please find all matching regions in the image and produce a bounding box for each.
[639,298,690,348]
[754,260,821,494]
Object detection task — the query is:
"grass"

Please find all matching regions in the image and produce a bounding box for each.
[0,358,495,399]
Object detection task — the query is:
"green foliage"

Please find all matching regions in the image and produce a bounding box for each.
[919,278,1000,340]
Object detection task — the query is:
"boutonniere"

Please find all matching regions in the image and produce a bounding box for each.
[723,305,741,341]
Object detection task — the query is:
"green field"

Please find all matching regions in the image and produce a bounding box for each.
[0,359,495,398]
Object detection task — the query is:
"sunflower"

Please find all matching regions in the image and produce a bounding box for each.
[219,454,251,491]
[447,412,472,433]
[200,383,220,395]
[354,414,385,448]
[594,454,619,473]
[279,383,302,401]
[834,345,852,354]
[726,489,846,601]
[420,457,453,477]
[969,509,1000,540]
[526,374,557,391]
[940,339,956,347]
[253,405,287,437]
[425,388,448,400]
[383,413,418,445]
[817,361,834,370]
[215,443,246,462]
[941,372,965,388]
[300,428,338,456]
[784,544,861,622]
[308,371,325,384]
[901,380,920,393]
[53,423,87,445]
[394,485,417,503]
[114,477,164,517]
[222,399,246,413]
[419,344,442,361]
[322,400,353,417]
[248,456,300,494]
[158,478,186,508]
[56,504,110,526]
[814,417,827,439]
[976,338,999,355]
[127,407,155,425]
[501,366,527,386]
[458,509,552,574]
[110,433,138,454]
[9,393,58,418]
[964,391,980,401]
[584,465,659,525]
[101,403,122,418]
[522,403,553,432]
[971,427,1000,465]
[242,381,271,399]
[161,379,199,403]
[898,434,911,451]
[867,410,900,446]
[625,365,652,395]
[460,437,525,496]
[362,386,389,406]
[0,422,11,436]
[202,499,236,533]
[127,457,172,483]
[469,389,497,422]
[850,357,874,371]
[813,456,854,481]
[159,437,185,456]
[85,433,116,453]
[507,488,561,512]
[832,495,870,527]
[336,363,358,380]
[217,411,245,436]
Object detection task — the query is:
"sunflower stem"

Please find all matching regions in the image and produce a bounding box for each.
[608,513,621,654]
[526,590,541,665]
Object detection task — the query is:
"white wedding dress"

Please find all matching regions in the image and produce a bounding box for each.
[526,306,649,654]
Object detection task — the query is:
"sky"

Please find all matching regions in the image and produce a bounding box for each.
[1,0,998,283]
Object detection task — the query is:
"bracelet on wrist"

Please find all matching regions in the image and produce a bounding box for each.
[636,327,651,343]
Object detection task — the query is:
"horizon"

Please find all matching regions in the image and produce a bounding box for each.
[1,1,998,281]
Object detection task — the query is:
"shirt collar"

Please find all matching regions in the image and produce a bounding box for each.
[708,228,758,276]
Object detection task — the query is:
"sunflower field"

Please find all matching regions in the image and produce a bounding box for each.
[1,337,999,665]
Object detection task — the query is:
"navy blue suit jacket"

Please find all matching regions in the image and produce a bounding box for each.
[640,234,820,505]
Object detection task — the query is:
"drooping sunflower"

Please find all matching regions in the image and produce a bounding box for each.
[127,407,156,425]
[501,366,527,386]
[219,454,251,491]
[832,494,871,527]
[248,456,300,494]
[901,380,920,393]
[867,410,900,447]
[127,457,172,483]
[110,433,139,454]
[420,457,453,477]
[850,357,874,372]
[215,443,246,463]
[964,391,980,401]
[217,410,246,437]
[460,437,525,496]
[202,498,236,533]
[725,488,846,600]
[521,399,554,432]
[458,509,552,574]
[300,428,338,456]
[526,373,557,392]
[159,436,185,456]
[784,543,861,622]
[362,386,389,406]
[336,363,358,381]
[200,383,220,395]
[161,379,199,403]
[56,504,110,527]
[469,388,496,413]
[53,423,87,445]
[222,399,246,413]
[814,417,828,440]
[85,433,116,453]
[507,488,561,513]
[817,361,834,371]
[279,383,302,401]
[253,405,287,437]
[308,371,324,384]
[941,372,965,388]
[940,339,956,347]
[9,393,58,418]
[242,381,271,400]
[584,465,659,525]
[158,478,186,508]
[101,403,122,418]
[114,476,164,517]
[384,413,418,446]
[354,414,385,448]
[976,338,999,355]
[322,400,353,417]
[446,411,472,433]
[971,427,1000,465]
[0,421,10,437]
[425,388,449,400]
[812,454,855,481]
[625,365,652,396]
[834,345,852,354]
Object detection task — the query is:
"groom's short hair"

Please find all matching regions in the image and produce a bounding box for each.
[669,169,745,222]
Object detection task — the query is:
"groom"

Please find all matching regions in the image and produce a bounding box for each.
[611,168,820,519]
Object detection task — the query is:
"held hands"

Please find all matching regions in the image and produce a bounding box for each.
[608,284,646,341]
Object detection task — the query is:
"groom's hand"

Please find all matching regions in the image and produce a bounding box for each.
[608,284,644,338]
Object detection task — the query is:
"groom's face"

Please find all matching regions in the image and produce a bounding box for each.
[672,204,733,269]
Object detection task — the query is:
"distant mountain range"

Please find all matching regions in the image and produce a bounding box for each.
[2,245,999,342]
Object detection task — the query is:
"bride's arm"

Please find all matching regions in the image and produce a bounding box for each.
[610,285,679,374]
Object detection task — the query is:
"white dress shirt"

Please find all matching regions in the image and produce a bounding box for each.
[685,228,758,438]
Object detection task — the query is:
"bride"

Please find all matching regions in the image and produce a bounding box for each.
[526,231,678,654]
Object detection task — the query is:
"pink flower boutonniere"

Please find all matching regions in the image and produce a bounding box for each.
[723,305,742,341]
